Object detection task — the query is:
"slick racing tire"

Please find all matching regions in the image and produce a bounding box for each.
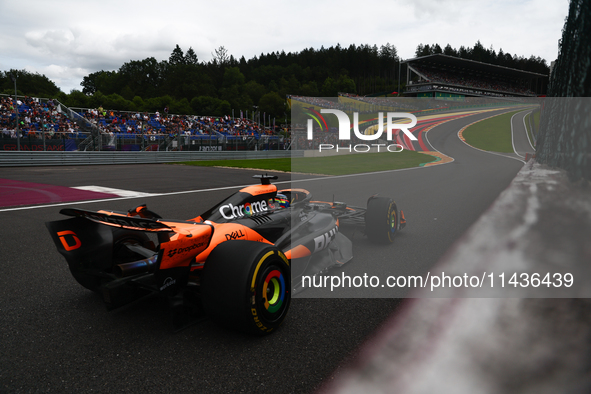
[69,229,152,292]
[365,197,398,244]
[201,240,291,335]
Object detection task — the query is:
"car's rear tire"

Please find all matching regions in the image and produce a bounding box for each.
[69,229,152,292]
[365,197,398,244]
[201,240,291,335]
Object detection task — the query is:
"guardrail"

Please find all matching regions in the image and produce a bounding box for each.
[0,150,300,167]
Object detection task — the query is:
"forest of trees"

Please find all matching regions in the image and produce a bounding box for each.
[1,41,549,119]
[414,40,549,74]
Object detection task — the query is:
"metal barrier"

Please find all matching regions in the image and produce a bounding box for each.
[0,133,286,152]
[0,150,300,167]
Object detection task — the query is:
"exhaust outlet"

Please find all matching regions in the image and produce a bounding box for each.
[115,255,159,277]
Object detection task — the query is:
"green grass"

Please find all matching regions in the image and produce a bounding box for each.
[531,109,540,140]
[524,112,534,146]
[177,158,292,172]
[176,150,436,175]
[462,110,522,153]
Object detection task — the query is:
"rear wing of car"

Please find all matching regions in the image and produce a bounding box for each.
[59,208,175,232]
[47,207,215,302]
[56,207,216,269]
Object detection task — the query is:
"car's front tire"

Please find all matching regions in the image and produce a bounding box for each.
[365,196,398,244]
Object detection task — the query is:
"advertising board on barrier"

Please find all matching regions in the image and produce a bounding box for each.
[0,139,78,151]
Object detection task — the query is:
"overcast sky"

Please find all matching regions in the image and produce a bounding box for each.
[0,0,569,94]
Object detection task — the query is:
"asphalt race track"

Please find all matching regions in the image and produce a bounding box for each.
[0,108,526,393]
[511,109,536,158]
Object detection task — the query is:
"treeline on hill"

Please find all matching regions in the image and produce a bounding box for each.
[71,43,398,118]
[1,41,549,119]
[415,40,549,74]
[0,70,61,98]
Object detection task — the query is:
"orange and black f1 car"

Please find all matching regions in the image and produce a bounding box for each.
[46,175,406,335]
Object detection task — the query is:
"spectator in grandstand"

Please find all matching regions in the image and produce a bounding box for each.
[411,65,535,96]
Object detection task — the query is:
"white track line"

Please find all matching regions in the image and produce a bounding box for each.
[522,110,536,151]
[72,186,159,198]
[458,133,526,164]
[0,165,431,213]
[510,111,525,159]
[423,127,455,164]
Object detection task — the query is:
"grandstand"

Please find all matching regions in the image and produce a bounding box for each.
[0,94,287,152]
[402,54,548,99]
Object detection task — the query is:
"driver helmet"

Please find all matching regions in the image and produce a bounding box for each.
[274,193,290,208]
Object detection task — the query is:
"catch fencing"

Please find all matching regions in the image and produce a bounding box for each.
[535,0,591,182]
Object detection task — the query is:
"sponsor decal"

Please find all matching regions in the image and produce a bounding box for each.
[250,308,269,331]
[313,226,339,252]
[57,230,82,251]
[225,229,246,240]
[167,242,205,258]
[3,142,65,151]
[219,200,268,220]
[198,145,223,151]
[160,277,176,291]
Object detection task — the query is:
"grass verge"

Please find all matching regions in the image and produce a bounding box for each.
[462,110,522,153]
[524,112,535,147]
[176,150,436,175]
[177,157,292,172]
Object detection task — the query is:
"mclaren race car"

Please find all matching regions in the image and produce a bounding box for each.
[46,175,406,335]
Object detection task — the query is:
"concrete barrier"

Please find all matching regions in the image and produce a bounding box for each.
[324,160,591,393]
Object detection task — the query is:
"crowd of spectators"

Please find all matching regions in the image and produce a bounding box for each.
[1,93,283,141]
[1,93,289,153]
[80,107,276,139]
[0,95,81,140]
[198,115,270,137]
[410,65,536,96]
